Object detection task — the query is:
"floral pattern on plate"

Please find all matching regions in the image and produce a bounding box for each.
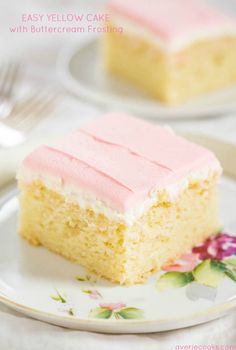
[50,290,76,316]
[81,288,102,300]
[89,303,144,319]
[50,232,236,320]
[156,233,236,291]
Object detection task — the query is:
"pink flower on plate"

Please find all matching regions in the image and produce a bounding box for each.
[99,303,126,311]
[163,253,199,272]
[192,233,236,260]
[89,290,101,300]
[162,233,236,272]
[81,288,102,300]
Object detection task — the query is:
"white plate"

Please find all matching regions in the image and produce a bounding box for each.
[58,38,236,120]
[0,177,236,333]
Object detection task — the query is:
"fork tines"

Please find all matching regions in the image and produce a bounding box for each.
[4,89,59,133]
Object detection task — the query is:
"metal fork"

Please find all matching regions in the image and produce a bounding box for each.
[0,62,20,119]
[0,89,59,148]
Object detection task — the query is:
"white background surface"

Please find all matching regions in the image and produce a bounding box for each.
[0,0,236,348]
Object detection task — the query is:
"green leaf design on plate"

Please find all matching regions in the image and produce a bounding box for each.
[81,288,102,297]
[114,312,123,320]
[76,274,97,283]
[68,308,74,316]
[86,274,96,282]
[210,259,227,272]
[89,307,113,319]
[116,307,144,319]
[81,288,92,294]
[156,271,194,291]
[50,290,66,303]
[225,267,236,282]
[224,257,236,282]
[193,259,226,288]
[224,256,236,267]
[76,276,87,282]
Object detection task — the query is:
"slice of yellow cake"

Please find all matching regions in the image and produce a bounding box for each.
[104,0,236,105]
[18,113,222,284]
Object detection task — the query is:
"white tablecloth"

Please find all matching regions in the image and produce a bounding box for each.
[0,0,236,348]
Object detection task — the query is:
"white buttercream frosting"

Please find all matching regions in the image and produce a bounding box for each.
[18,161,221,226]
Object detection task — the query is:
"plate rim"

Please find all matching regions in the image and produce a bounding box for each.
[1,180,236,333]
[57,37,236,120]
[0,290,236,329]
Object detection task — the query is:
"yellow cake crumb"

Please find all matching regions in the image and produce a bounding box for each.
[103,26,236,105]
[18,172,220,285]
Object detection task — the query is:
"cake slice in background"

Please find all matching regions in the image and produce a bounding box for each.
[104,0,236,105]
[18,113,222,284]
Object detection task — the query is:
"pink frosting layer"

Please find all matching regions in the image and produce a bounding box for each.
[22,113,219,213]
[108,0,236,43]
